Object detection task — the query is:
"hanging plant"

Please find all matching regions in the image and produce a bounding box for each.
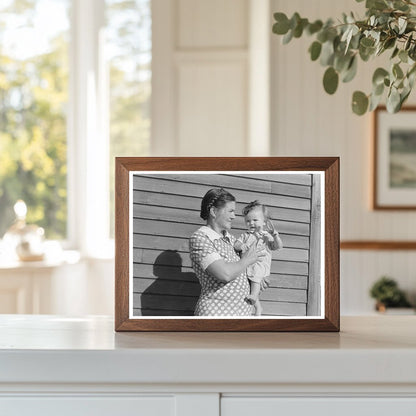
[272,0,416,115]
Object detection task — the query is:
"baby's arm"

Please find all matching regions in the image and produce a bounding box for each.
[263,220,283,251]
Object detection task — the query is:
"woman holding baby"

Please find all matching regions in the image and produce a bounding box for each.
[189,187,282,316]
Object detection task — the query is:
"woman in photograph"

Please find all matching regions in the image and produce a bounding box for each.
[189,188,262,316]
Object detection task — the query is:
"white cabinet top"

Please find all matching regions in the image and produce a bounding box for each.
[0,315,415,386]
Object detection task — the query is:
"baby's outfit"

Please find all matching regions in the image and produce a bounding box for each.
[236,232,272,283]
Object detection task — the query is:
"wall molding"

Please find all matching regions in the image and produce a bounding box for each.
[341,241,416,250]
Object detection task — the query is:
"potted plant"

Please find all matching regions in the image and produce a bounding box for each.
[369,276,413,313]
[272,0,416,115]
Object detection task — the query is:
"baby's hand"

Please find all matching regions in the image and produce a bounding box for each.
[260,230,274,242]
[265,219,277,235]
[240,243,249,252]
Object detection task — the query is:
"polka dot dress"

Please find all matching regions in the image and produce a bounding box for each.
[189,226,252,316]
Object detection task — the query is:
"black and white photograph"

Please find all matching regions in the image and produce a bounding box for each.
[130,172,324,319]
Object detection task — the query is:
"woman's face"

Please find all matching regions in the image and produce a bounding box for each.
[213,201,236,231]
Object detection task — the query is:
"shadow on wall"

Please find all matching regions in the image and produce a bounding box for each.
[140,250,200,316]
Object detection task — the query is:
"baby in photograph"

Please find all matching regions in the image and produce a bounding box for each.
[234,201,283,316]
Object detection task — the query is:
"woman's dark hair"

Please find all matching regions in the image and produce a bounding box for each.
[200,188,236,220]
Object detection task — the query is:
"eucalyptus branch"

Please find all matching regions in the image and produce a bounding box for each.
[272,0,416,115]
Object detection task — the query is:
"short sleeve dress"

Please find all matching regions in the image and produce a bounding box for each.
[189,226,252,316]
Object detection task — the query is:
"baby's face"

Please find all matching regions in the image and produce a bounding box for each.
[245,208,266,232]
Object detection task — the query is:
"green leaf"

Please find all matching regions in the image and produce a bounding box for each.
[369,92,383,111]
[352,91,369,115]
[400,87,411,106]
[359,44,375,61]
[372,67,389,85]
[386,87,401,112]
[383,37,396,50]
[393,0,410,12]
[342,56,358,82]
[393,63,404,79]
[323,67,339,94]
[273,13,290,35]
[360,37,375,48]
[374,82,385,96]
[366,0,388,10]
[405,34,413,51]
[391,47,399,59]
[320,40,335,66]
[282,29,293,44]
[398,17,407,34]
[293,18,308,38]
[307,20,323,35]
[399,49,408,63]
[309,41,322,61]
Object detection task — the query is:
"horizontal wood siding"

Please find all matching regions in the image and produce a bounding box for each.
[132,173,316,316]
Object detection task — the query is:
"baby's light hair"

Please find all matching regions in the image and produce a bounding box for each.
[242,200,269,219]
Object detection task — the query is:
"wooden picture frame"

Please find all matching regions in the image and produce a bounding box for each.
[373,106,416,210]
[115,157,339,332]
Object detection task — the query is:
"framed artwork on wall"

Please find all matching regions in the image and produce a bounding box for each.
[115,157,339,332]
[374,106,416,209]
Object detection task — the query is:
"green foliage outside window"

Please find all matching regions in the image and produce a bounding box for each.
[0,1,69,239]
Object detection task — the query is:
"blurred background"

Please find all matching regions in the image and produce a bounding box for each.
[0,0,415,316]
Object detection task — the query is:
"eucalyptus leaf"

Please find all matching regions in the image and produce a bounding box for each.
[373,82,385,96]
[369,92,383,111]
[405,34,413,51]
[342,56,358,82]
[320,40,335,66]
[391,47,399,59]
[352,91,369,115]
[273,13,290,34]
[372,68,389,85]
[293,18,308,38]
[309,41,322,61]
[399,49,408,63]
[386,87,401,112]
[360,37,375,48]
[366,0,388,10]
[398,17,407,34]
[393,0,410,12]
[393,63,404,79]
[282,29,294,44]
[359,44,375,61]
[323,67,339,94]
[334,52,352,72]
[383,37,396,49]
[307,20,323,35]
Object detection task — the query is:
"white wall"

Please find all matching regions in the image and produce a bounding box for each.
[270,0,416,313]
[46,0,416,317]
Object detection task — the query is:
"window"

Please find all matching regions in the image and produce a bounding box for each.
[106,0,151,237]
[0,0,70,239]
[0,0,151,253]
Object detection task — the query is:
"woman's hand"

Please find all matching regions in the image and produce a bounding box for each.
[240,243,264,266]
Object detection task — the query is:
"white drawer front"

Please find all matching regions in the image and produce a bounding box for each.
[222,397,416,416]
[0,396,175,416]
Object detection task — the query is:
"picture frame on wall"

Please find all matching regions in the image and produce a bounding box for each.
[374,106,416,210]
[115,157,339,332]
